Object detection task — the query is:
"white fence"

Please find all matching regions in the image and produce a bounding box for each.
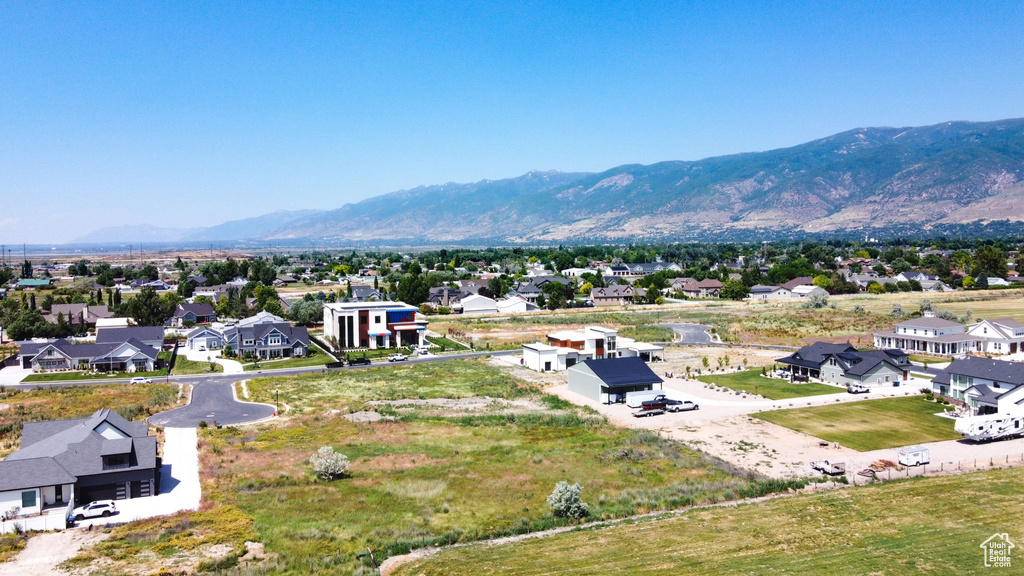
[0,501,72,534]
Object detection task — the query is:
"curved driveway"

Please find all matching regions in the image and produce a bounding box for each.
[659,323,714,344]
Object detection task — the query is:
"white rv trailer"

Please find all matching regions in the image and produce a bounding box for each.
[955,412,1024,442]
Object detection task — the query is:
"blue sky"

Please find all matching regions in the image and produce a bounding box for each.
[2,1,1023,243]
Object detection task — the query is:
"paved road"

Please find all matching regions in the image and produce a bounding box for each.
[658,323,714,344]
[148,378,275,427]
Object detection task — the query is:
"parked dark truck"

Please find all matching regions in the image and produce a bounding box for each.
[640,395,676,410]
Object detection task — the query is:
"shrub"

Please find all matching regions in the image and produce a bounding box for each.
[310,446,350,480]
[547,481,589,520]
[801,292,829,309]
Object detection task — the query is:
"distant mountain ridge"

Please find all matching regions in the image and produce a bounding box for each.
[77,119,1024,244]
[74,210,324,244]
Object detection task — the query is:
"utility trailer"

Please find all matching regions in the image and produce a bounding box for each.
[626,390,663,408]
[897,445,930,466]
[810,460,846,475]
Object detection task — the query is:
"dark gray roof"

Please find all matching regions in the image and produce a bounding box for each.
[840,349,909,376]
[238,322,309,347]
[0,457,76,491]
[933,356,1024,387]
[750,284,779,293]
[174,302,216,318]
[964,384,1004,405]
[577,357,664,388]
[8,409,156,479]
[777,342,857,368]
[96,325,165,344]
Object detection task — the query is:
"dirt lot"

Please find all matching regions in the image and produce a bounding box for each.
[0,530,108,576]
[499,345,1024,480]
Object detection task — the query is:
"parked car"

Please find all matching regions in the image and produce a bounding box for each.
[847,384,869,394]
[632,408,665,418]
[130,377,152,384]
[667,400,700,412]
[348,357,372,366]
[71,500,116,521]
[387,354,408,362]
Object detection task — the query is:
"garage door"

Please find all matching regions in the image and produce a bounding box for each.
[78,485,118,504]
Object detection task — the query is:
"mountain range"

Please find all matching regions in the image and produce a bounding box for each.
[76,118,1024,245]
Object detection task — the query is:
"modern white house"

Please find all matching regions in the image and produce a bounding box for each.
[459,294,499,315]
[323,301,427,349]
[522,326,663,372]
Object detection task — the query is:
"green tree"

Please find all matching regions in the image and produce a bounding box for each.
[971,245,1008,279]
[720,279,749,301]
[126,286,170,326]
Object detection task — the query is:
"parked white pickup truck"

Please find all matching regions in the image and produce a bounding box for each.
[810,460,846,475]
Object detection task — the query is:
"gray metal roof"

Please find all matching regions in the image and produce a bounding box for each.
[575,357,664,388]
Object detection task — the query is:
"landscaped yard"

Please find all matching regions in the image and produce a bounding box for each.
[21,367,169,382]
[0,383,179,456]
[241,344,334,371]
[170,354,224,375]
[696,369,841,399]
[425,335,469,350]
[69,359,805,575]
[391,466,1024,576]
[755,396,959,451]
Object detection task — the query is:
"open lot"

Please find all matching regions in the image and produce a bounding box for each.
[390,466,1024,576]
[0,383,180,457]
[69,359,804,576]
[697,369,840,400]
[755,396,960,451]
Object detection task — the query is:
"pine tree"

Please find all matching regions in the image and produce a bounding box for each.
[29,293,36,310]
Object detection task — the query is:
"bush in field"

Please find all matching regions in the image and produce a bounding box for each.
[801,292,829,309]
[310,446,350,480]
[890,303,904,318]
[547,481,589,520]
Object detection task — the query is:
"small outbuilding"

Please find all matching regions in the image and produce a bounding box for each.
[567,357,664,404]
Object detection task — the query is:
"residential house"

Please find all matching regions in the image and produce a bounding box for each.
[590,285,643,305]
[522,325,663,372]
[17,279,52,289]
[458,279,489,295]
[349,286,383,302]
[776,342,910,386]
[186,312,309,359]
[964,318,1024,355]
[427,287,468,307]
[623,262,682,276]
[44,304,113,328]
[680,279,722,299]
[561,267,598,277]
[323,301,427,349]
[932,356,1024,413]
[17,339,159,373]
[780,277,815,291]
[669,277,697,292]
[895,271,938,283]
[0,409,159,512]
[872,313,975,357]
[168,303,217,327]
[747,285,792,301]
[567,357,664,404]
[273,275,300,287]
[496,295,535,314]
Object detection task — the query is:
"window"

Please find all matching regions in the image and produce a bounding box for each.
[22,490,36,509]
[375,316,381,323]
[269,337,281,345]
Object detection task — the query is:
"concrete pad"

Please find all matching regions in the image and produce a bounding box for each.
[76,427,200,527]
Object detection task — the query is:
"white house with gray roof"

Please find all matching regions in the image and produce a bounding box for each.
[17,338,159,373]
[932,356,1024,415]
[0,409,159,527]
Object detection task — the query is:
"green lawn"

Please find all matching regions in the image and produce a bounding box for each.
[425,335,469,350]
[242,345,333,371]
[393,467,1024,576]
[696,369,841,399]
[170,354,223,375]
[22,367,168,382]
[755,396,959,451]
